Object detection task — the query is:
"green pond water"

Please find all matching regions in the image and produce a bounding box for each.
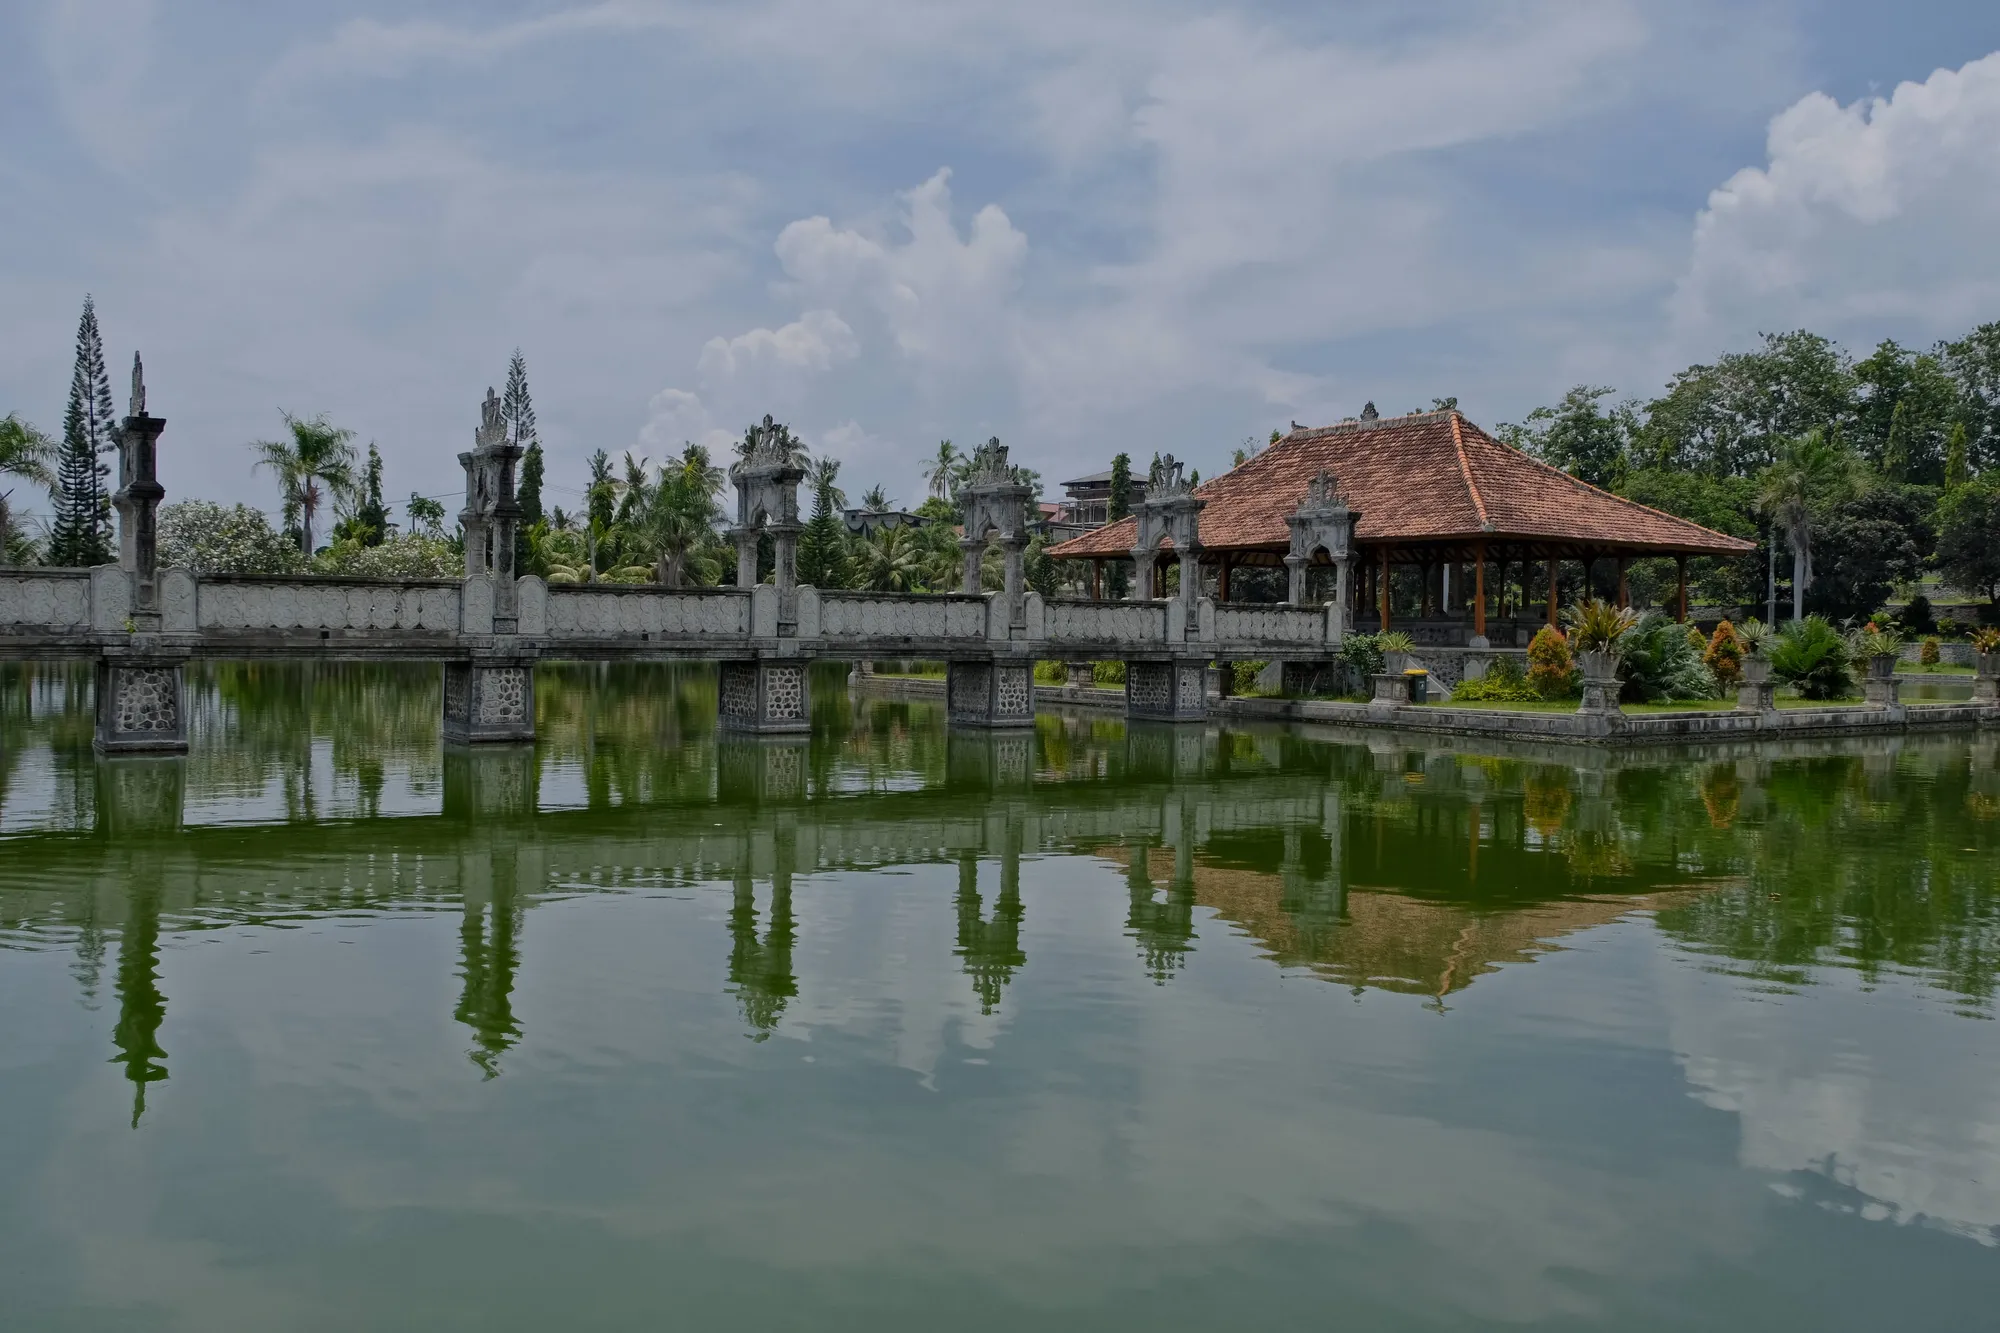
[2,663,1998,1331]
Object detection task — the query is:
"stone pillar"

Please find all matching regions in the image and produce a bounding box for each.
[771,523,801,594]
[1334,559,1353,638]
[733,528,759,588]
[1974,654,1998,706]
[1368,672,1406,708]
[718,659,810,734]
[960,538,985,596]
[442,659,537,744]
[947,658,1035,728]
[1285,554,1307,605]
[1066,661,1095,689]
[1125,658,1207,722]
[1861,655,1902,709]
[94,657,188,755]
[1130,548,1156,602]
[1001,536,1028,628]
[111,353,166,630]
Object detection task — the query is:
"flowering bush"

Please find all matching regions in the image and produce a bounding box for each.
[1704,620,1744,686]
[312,534,459,579]
[1526,625,1577,699]
[158,501,303,575]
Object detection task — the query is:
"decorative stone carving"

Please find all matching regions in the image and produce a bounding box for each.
[458,386,525,630]
[946,658,1035,728]
[959,437,1034,631]
[90,567,132,634]
[728,416,807,608]
[1131,456,1206,638]
[1284,469,1360,631]
[111,352,167,629]
[515,576,547,637]
[94,658,188,754]
[1125,658,1207,722]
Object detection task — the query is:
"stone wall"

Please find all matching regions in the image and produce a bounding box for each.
[818,593,987,641]
[545,586,750,637]
[197,577,461,633]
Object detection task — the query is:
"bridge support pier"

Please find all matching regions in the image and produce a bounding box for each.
[1125,658,1208,722]
[947,659,1035,728]
[719,660,811,734]
[442,660,537,744]
[94,658,189,755]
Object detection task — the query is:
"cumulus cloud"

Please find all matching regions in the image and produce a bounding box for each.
[697,309,859,381]
[1672,51,2000,347]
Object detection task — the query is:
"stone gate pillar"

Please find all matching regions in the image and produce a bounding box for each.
[718,659,811,734]
[111,353,166,630]
[94,657,189,755]
[442,659,537,744]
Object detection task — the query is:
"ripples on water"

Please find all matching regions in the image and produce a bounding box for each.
[2,662,1997,1330]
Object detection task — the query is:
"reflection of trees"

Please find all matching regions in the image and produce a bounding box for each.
[954,849,1025,1013]
[727,856,797,1037]
[454,871,523,1079]
[111,864,168,1126]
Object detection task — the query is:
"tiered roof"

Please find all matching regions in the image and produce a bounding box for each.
[1047,410,1754,560]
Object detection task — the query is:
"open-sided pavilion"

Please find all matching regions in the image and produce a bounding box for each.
[1047,409,1756,645]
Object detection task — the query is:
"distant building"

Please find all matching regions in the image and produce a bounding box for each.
[1046,467,1149,542]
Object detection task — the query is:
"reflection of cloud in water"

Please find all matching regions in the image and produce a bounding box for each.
[1657,943,2000,1246]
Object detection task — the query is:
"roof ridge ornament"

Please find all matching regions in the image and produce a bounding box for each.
[1147,452,1191,497]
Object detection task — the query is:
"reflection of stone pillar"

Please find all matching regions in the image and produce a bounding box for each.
[442,660,537,744]
[718,660,811,733]
[1125,659,1207,721]
[947,659,1035,728]
[94,658,188,755]
[93,755,186,835]
[112,859,168,1126]
[442,743,541,819]
[947,731,1034,788]
[717,736,810,802]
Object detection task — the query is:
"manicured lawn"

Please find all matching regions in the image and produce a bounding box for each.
[1897,663,1974,676]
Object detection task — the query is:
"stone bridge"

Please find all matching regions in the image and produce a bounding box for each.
[0,375,1354,752]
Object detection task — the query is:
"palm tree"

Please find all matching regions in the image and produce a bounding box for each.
[860,525,924,592]
[926,440,960,500]
[613,452,652,530]
[808,457,846,516]
[641,462,722,588]
[861,484,893,513]
[0,414,57,561]
[251,413,359,557]
[1758,429,1855,622]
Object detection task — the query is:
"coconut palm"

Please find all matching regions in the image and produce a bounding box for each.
[641,461,722,588]
[1758,429,1856,623]
[926,440,960,500]
[859,525,924,592]
[0,413,57,561]
[861,484,894,513]
[251,413,359,557]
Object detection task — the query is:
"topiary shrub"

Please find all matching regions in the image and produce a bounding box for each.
[1704,620,1744,687]
[1526,625,1578,699]
[1920,636,1941,667]
[1769,615,1852,700]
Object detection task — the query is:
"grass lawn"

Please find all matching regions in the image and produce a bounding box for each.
[1897,663,1974,676]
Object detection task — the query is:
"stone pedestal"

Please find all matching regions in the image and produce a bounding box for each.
[1737,681,1777,713]
[1368,672,1406,707]
[442,660,536,744]
[1066,661,1095,690]
[94,658,188,754]
[1862,675,1902,708]
[1577,650,1620,715]
[1975,668,1998,706]
[947,659,1035,728]
[1126,659,1207,722]
[718,659,810,734]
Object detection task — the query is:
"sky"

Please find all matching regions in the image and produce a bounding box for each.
[3,0,2000,524]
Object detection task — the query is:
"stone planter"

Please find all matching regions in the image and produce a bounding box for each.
[1369,672,1407,707]
[1860,652,1901,708]
[1577,649,1620,715]
[1740,654,1773,686]
[1382,651,1412,675]
[1866,652,1897,681]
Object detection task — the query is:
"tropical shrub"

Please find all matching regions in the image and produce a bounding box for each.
[1374,630,1415,655]
[1033,659,1068,685]
[1618,612,1720,702]
[1453,654,1541,702]
[1231,660,1267,694]
[1846,622,1902,660]
[1769,615,1852,700]
[1972,627,2000,655]
[1525,625,1578,699]
[1704,620,1744,686]
[158,500,304,575]
[1562,598,1638,654]
[1900,593,1935,635]
[1736,617,1774,656]
[1092,660,1126,686]
[1341,632,1387,680]
[1920,636,1941,667]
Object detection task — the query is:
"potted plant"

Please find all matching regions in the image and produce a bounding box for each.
[1374,630,1416,673]
[1736,618,1774,685]
[1561,599,1636,681]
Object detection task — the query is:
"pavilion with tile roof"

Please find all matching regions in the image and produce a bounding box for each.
[1046,409,1756,643]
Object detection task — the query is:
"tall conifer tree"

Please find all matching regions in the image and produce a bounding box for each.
[503,350,543,573]
[50,296,116,566]
[1106,451,1132,598]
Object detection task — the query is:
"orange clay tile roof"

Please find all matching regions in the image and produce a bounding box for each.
[1046,410,1756,560]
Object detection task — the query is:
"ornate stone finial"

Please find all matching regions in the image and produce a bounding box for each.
[967,435,1015,486]
[1300,469,1344,512]
[1359,401,1379,421]
[1147,453,1189,496]
[129,351,146,417]
[478,387,507,447]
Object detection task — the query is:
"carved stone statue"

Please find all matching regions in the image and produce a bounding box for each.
[129,351,146,418]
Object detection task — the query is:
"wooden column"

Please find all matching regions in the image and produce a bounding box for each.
[1675,556,1689,623]
[1091,559,1102,600]
[1379,547,1391,631]
[1546,560,1559,626]
[1616,558,1630,609]
[1473,540,1487,642]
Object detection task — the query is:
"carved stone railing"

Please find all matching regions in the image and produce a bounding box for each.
[1213,604,1327,645]
[195,575,463,634]
[0,569,93,633]
[1045,599,1170,647]
[541,584,751,638]
[814,591,988,641]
